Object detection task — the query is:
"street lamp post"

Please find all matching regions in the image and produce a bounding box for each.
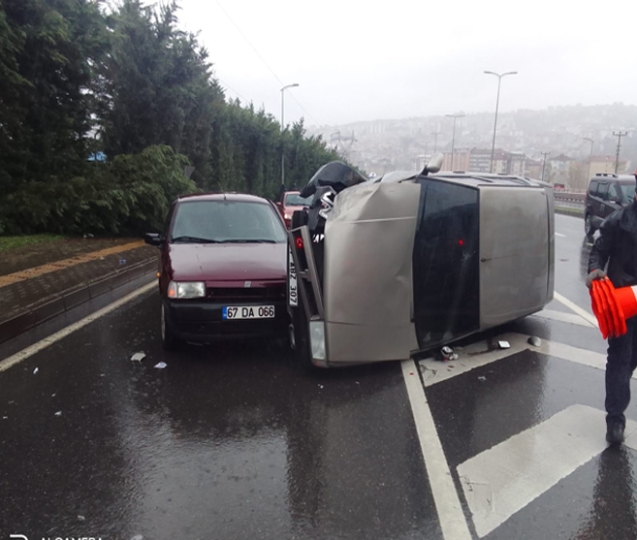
[583,137,594,182]
[280,83,299,186]
[445,114,464,170]
[484,70,517,173]
[541,151,550,183]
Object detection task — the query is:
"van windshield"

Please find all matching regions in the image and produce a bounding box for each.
[171,200,287,244]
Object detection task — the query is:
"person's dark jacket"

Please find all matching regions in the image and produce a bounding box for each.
[588,200,637,288]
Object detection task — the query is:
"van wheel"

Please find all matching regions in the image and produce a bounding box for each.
[161,303,181,351]
[585,214,595,239]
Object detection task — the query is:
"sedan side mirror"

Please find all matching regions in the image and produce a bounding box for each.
[144,232,163,246]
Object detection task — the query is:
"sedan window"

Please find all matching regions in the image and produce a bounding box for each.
[171,200,287,243]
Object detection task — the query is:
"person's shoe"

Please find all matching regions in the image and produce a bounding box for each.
[606,423,625,445]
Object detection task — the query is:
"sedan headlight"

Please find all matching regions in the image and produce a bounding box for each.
[167,281,206,299]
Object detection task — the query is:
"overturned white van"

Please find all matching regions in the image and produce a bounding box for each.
[288,156,555,368]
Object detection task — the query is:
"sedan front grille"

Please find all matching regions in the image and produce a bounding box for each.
[206,285,285,302]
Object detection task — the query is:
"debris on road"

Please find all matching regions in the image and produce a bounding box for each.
[478,376,487,381]
[498,340,511,349]
[154,362,167,369]
[33,367,39,374]
[78,515,86,521]
[130,352,146,362]
[528,336,542,347]
[438,346,458,362]
[54,411,62,416]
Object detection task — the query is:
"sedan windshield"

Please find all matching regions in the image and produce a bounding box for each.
[171,200,287,243]
[284,193,311,206]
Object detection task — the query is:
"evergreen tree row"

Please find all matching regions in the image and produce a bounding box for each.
[0,0,341,235]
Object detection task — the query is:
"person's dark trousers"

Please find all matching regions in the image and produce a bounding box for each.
[606,316,637,428]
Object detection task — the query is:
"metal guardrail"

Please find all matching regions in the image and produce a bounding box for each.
[554,192,585,205]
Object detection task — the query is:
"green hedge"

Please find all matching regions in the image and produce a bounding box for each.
[0,145,197,236]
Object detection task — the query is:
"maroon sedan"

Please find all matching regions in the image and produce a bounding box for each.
[145,193,289,350]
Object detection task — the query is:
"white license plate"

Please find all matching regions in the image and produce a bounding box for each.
[222,305,275,320]
[288,246,298,307]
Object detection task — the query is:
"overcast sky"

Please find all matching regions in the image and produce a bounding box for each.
[178,0,636,128]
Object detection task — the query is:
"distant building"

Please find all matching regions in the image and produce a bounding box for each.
[467,148,522,175]
[469,149,491,173]
[589,155,628,176]
[442,148,471,171]
[525,159,543,180]
[508,152,527,176]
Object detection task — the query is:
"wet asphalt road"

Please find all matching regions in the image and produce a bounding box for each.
[2,213,637,540]
[0,293,441,540]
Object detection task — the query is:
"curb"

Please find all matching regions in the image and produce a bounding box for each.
[0,257,157,347]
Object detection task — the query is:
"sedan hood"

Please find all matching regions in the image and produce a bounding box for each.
[168,242,287,282]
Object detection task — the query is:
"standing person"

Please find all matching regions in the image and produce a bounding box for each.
[587,171,637,444]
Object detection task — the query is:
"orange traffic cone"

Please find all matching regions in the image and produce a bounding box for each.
[590,279,637,338]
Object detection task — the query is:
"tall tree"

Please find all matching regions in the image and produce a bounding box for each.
[101,0,223,183]
[0,0,108,194]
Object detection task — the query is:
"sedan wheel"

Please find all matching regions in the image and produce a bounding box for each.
[161,303,180,351]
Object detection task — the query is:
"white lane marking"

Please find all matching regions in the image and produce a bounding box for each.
[531,308,594,327]
[554,291,598,328]
[419,333,532,386]
[419,332,621,386]
[457,405,637,537]
[535,339,617,375]
[555,232,566,238]
[401,360,472,540]
[0,282,156,374]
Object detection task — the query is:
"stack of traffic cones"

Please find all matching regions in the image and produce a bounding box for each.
[590,278,637,338]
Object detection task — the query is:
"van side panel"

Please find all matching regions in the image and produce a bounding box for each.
[479,187,551,328]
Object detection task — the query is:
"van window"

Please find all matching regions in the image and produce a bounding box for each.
[589,180,599,196]
[597,183,609,200]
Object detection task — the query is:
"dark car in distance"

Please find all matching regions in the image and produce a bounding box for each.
[585,174,636,238]
[145,193,289,350]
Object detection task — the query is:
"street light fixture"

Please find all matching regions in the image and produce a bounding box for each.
[583,137,594,181]
[445,114,464,170]
[484,70,517,173]
[281,83,299,186]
